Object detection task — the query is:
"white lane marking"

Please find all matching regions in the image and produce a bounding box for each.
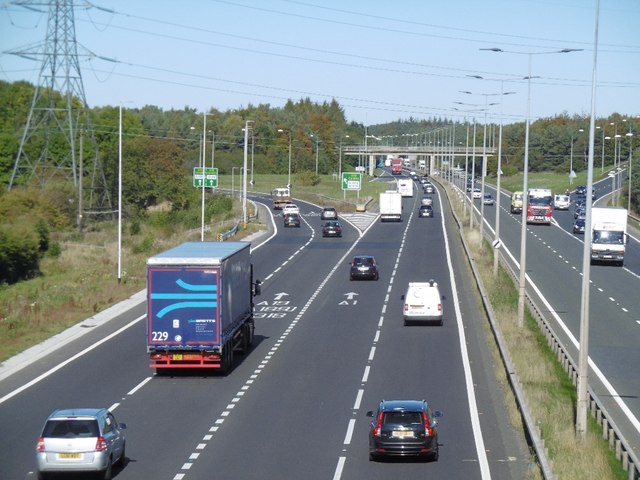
[361,366,370,383]
[437,187,492,480]
[343,419,356,446]
[109,402,120,411]
[353,389,364,410]
[0,315,145,406]
[368,346,376,361]
[332,457,346,480]
[128,376,152,395]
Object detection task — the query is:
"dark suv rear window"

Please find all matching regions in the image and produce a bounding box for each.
[43,419,100,438]
[383,411,422,425]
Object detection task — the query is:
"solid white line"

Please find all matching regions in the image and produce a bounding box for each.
[0,315,145,406]
[437,187,492,479]
[109,402,120,411]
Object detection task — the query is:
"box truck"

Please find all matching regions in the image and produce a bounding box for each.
[380,191,402,222]
[147,242,261,373]
[591,207,628,266]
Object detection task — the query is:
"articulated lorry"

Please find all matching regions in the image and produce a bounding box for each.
[146,242,261,373]
[391,158,403,175]
[591,207,628,266]
[380,190,402,222]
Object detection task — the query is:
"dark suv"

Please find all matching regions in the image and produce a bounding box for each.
[367,400,441,461]
[349,255,379,281]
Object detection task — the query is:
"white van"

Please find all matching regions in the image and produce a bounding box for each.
[397,179,414,197]
[554,194,570,210]
[401,280,443,326]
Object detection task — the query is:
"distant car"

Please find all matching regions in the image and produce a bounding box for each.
[402,280,443,326]
[423,184,435,194]
[574,205,586,219]
[419,204,434,218]
[282,203,300,215]
[36,408,127,480]
[483,193,494,205]
[573,217,586,234]
[322,220,342,237]
[320,207,337,220]
[420,196,433,206]
[576,185,587,195]
[367,399,442,461]
[472,188,482,199]
[283,213,301,228]
[349,255,379,281]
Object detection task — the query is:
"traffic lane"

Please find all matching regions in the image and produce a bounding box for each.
[343,191,485,479]
[177,226,389,479]
[0,315,149,479]
[496,210,640,449]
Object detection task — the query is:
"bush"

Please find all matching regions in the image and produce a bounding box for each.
[0,223,40,284]
[295,170,321,186]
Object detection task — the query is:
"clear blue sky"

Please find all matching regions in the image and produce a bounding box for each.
[1,0,638,127]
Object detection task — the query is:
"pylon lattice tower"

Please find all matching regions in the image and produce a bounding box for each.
[8,0,112,217]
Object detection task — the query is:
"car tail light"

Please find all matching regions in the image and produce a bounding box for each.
[422,411,433,437]
[373,412,384,437]
[95,436,108,452]
[404,304,408,313]
[438,303,442,313]
[36,437,45,452]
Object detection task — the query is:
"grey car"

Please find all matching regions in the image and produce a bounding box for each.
[36,408,127,480]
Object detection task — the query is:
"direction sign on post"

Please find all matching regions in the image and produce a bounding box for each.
[342,172,362,191]
[193,167,218,187]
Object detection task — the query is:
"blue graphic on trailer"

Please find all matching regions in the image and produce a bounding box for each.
[149,268,219,343]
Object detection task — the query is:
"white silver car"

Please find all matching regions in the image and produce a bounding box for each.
[282,203,300,215]
[36,408,127,480]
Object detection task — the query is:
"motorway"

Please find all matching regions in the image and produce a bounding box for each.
[0,175,533,479]
[471,176,640,461]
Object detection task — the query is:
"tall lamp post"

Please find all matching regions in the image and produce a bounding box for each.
[310,133,320,175]
[570,128,584,185]
[482,46,582,327]
[278,128,292,188]
[627,129,634,213]
[339,134,349,180]
[242,120,252,225]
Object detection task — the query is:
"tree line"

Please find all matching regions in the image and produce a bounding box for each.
[0,79,637,283]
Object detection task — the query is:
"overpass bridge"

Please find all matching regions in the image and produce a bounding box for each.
[342,144,496,176]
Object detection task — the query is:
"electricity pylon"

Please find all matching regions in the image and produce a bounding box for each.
[8,0,112,220]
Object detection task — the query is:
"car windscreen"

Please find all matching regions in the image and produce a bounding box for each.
[43,419,100,438]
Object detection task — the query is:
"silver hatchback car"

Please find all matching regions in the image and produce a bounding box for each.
[36,408,127,480]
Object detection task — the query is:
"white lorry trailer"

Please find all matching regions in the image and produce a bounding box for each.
[591,207,628,266]
[380,191,402,222]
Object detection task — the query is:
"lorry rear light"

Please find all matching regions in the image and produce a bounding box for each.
[95,436,108,452]
[404,304,408,312]
[438,304,442,313]
[150,353,163,360]
[36,437,45,452]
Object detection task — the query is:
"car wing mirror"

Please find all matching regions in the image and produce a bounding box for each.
[401,294,405,300]
[118,423,127,429]
[366,411,374,417]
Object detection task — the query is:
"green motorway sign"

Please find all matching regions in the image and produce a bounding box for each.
[342,172,362,191]
[193,167,218,187]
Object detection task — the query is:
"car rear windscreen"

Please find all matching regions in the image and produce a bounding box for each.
[44,419,100,438]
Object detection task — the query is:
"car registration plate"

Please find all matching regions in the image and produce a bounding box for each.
[58,453,82,459]
[391,431,414,438]
[172,354,183,360]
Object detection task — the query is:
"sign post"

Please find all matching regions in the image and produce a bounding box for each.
[341,172,362,200]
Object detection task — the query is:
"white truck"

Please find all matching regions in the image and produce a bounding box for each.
[397,179,414,197]
[380,190,402,222]
[591,207,628,266]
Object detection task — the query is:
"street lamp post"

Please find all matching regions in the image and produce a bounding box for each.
[242,120,252,225]
[483,46,582,327]
[627,130,634,213]
[339,134,349,180]
[278,128,292,188]
[310,133,320,175]
[570,129,584,185]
